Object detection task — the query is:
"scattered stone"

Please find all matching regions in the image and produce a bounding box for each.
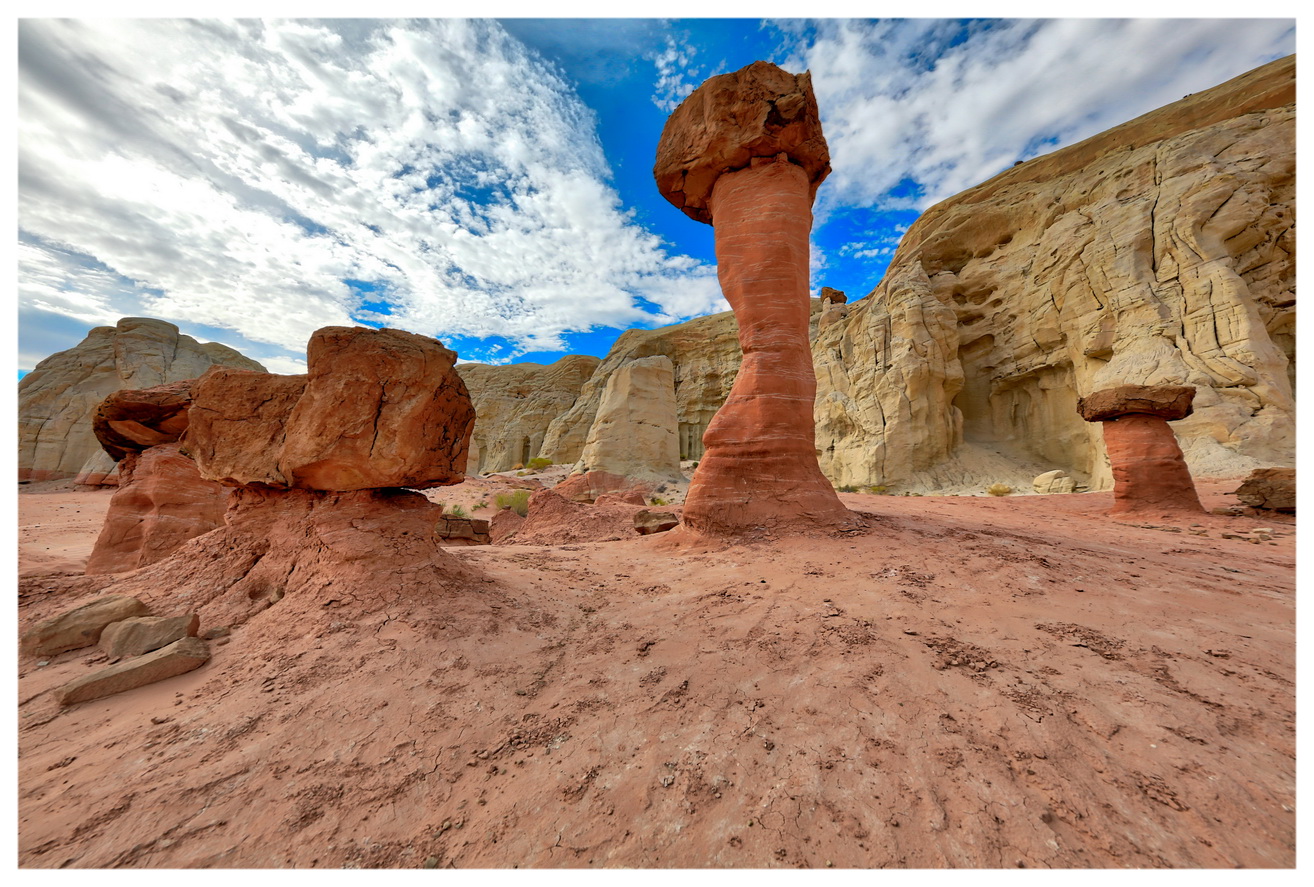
[1033,469,1076,495]
[435,516,491,545]
[99,613,200,659]
[633,510,680,535]
[21,595,151,657]
[1233,467,1295,513]
[55,637,210,706]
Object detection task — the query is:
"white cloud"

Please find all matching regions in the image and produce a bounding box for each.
[652,33,702,113]
[18,19,722,366]
[781,19,1294,212]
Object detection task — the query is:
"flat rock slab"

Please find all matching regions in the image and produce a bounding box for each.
[1077,385,1196,422]
[100,613,200,659]
[56,637,211,706]
[21,595,151,657]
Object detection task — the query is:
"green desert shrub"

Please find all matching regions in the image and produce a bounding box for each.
[985,483,1013,497]
[495,489,531,517]
[446,504,468,519]
[526,457,553,470]
[837,484,858,493]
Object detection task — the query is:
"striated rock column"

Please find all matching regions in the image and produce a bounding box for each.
[1078,385,1203,515]
[654,61,856,536]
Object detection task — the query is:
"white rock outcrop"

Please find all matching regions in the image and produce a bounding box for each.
[18,318,265,483]
[574,355,682,482]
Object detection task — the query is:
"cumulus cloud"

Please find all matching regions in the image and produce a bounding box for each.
[18,19,722,366]
[781,19,1295,212]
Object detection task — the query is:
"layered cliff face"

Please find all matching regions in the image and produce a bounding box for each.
[457,58,1293,494]
[539,312,746,466]
[18,318,266,483]
[814,55,1295,491]
[455,355,600,473]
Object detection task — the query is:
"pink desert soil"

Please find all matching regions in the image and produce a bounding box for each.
[16,477,1294,868]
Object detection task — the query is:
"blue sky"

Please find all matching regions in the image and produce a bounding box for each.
[16,13,1296,376]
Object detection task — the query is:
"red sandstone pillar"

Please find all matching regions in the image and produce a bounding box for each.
[1101,415,1204,515]
[654,61,855,537]
[1078,384,1203,516]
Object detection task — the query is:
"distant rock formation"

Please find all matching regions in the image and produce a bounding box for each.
[655,60,856,536]
[457,59,1294,497]
[813,54,1294,491]
[538,312,743,466]
[574,355,682,483]
[18,318,264,483]
[456,355,599,473]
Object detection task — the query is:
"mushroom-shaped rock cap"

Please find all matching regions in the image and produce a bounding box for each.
[654,60,830,225]
[1077,385,1196,422]
[93,380,196,462]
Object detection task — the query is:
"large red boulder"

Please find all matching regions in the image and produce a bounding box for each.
[185,327,475,491]
[185,367,307,487]
[85,444,230,575]
[654,60,830,225]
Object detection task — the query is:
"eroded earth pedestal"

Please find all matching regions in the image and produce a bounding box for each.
[1079,384,1204,515]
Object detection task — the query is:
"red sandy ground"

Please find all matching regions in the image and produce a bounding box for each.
[16,478,1294,868]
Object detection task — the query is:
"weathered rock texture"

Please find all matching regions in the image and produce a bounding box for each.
[21,595,151,657]
[99,613,200,659]
[102,488,471,630]
[1234,467,1295,513]
[186,327,474,491]
[495,488,646,546]
[92,380,195,462]
[84,443,231,575]
[18,318,264,483]
[654,60,830,224]
[56,636,210,706]
[1081,386,1203,516]
[574,356,682,482]
[812,55,1295,492]
[1077,384,1196,422]
[655,61,855,536]
[456,356,599,473]
[538,312,744,466]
